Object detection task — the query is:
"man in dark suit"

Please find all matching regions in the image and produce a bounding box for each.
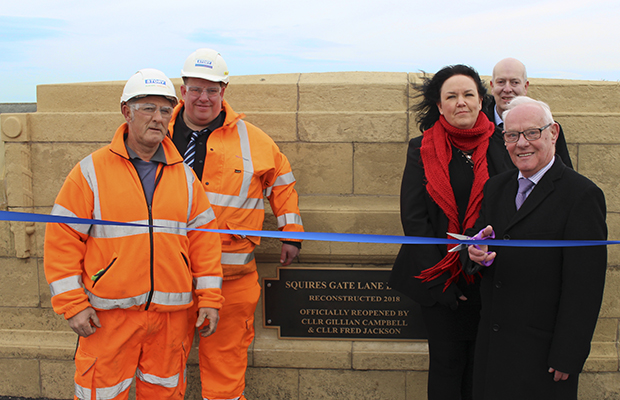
[467,96,607,399]
[483,58,573,168]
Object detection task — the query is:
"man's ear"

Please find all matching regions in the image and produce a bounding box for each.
[550,122,560,143]
[121,103,132,123]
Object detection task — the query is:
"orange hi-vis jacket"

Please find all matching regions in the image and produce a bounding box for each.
[170,100,303,280]
[44,123,224,320]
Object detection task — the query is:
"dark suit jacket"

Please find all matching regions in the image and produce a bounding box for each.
[467,157,607,400]
[483,98,574,169]
[389,132,513,307]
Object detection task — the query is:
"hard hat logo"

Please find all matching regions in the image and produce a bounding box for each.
[195,59,214,69]
[145,78,168,86]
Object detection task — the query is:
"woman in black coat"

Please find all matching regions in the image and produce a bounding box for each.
[389,65,513,400]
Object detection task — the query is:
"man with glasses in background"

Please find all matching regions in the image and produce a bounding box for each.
[484,57,573,168]
[169,48,304,400]
[44,68,224,399]
[466,96,607,399]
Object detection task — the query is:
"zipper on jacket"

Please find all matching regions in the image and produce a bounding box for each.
[144,166,165,310]
[128,160,166,311]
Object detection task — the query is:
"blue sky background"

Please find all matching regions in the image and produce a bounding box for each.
[1,0,619,103]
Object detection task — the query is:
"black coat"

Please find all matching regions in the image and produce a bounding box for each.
[467,157,607,400]
[389,132,513,308]
[482,98,574,169]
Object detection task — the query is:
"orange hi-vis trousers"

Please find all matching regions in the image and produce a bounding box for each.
[74,308,189,400]
[194,271,261,400]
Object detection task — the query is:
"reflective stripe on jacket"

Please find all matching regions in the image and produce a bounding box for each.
[170,100,303,279]
[44,123,224,319]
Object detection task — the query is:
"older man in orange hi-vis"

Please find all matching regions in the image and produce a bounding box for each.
[169,48,304,400]
[44,68,224,400]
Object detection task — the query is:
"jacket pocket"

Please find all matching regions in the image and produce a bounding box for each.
[91,255,118,288]
[74,347,97,399]
[181,252,190,270]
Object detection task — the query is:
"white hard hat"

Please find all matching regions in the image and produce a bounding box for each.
[181,48,229,84]
[120,68,178,106]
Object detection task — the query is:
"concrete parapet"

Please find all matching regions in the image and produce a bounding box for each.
[0,72,619,399]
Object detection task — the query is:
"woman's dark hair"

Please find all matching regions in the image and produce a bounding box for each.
[412,64,489,132]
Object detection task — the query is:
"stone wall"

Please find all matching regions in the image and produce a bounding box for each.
[0,73,618,399]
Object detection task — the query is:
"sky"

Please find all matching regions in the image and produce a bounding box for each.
[1,0,619,103]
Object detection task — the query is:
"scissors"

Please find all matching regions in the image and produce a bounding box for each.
[447,229,496,266]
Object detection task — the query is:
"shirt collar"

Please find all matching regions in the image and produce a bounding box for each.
[125,142,167,164]
[518,156,555,185]
[494,106,503,126]
[176,108,226,139]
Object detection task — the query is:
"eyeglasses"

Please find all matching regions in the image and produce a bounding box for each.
[129,103,173,118]
[185,86,221,98]
[503,123,552,143]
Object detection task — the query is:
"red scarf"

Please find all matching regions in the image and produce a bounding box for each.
[415,113,495,289]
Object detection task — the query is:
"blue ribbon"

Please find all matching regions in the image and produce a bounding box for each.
[1,210,615,247]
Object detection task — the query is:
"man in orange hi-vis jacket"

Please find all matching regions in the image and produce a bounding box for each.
[44,68,224,400]
[169,48,304,400]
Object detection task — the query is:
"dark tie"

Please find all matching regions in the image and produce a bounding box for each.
[515,178,534,210]
[498,122,504,130]
[183,131,203,168]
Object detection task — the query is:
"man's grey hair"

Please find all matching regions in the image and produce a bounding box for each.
[502,96,554,125]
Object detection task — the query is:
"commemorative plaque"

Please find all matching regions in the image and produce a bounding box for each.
[263,267,427,340]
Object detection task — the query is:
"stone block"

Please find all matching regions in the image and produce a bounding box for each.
[299,369,407,400]
[31,142,105,207]
[4,142,33,208]
[0,257,39,307]
[577,144,620,213]
[277,143,353,195]
[555,114,620,145]
[591,317,618,343]
[0,329,75,360]
[354,143,407,195]
[245,367,299,400]
[406,371,429,400]
[527,81,620,114]
[599,267,620,318]
[41,359,74,400]
[266,196,401,263]
[578,372,620,399]
[252,335,352,369]
[583,342,618,372]
[29,112,125,142]
[299,72,408,112]
[0,307,70,331]
[242,112,297,142]
[0,221,14,258]
[608,214,620,266]
[298,111,407,142]
[352,341,429,371]
[37,81,126,113]
[0,358,41,398]
[225,74,300,112]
